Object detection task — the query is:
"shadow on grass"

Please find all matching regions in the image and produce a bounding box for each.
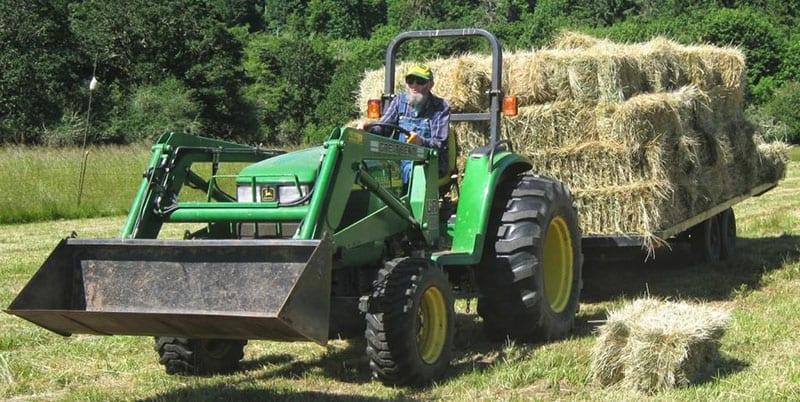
[147,309,602,397]
[139,388,399,402]
[581,235,800,302]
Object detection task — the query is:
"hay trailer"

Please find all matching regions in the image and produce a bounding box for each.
[582,181,779,263]
[6,29,583,386]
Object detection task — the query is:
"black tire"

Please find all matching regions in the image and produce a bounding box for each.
[719,208,736,260]
[689,216,721,264]
[155,337,246,375]
[476,174,583,341]
[363,258,455,385]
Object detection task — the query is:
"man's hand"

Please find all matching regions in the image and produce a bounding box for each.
[406,131,423,145]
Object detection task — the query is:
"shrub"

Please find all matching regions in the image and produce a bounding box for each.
[764,81,800,144]
[109,78,202,143]
[241,33,335,145]
[780,33,800,83]
[697,7,783,88]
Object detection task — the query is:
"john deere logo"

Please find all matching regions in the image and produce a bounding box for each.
[261,186,276,202]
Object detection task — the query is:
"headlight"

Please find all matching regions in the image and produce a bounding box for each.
[237,184,308,203]
[237,185,254,202]
[278,185,308,203]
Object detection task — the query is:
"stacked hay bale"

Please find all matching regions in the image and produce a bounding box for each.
[355,32,788,238]
[591,298,731,393]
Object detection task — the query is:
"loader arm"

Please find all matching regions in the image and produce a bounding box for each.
[122,132,282,239]
[298,127,441,247]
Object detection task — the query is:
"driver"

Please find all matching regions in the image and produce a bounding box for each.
[364,64,451,184]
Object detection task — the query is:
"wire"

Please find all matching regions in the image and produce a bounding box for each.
[76,57,98,206]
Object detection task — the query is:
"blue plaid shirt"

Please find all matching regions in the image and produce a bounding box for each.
[380,93,450,150]
[379,93,450,181]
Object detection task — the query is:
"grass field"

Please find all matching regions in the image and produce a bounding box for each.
[0,145,269,224]
[0,153,798,400]
[0,145,151,224]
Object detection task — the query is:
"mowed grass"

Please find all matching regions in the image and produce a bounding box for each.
[0,155,798,400]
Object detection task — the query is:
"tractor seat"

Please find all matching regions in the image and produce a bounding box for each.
[437,130,458,189]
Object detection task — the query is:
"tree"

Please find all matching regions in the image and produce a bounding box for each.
[242,33,336,144]
[0,0,83,143]
[69,0,257,140]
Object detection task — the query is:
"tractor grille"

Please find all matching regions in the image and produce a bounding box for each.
[238,222,300,239]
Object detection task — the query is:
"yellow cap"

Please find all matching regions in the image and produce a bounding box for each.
[405,64,433,81]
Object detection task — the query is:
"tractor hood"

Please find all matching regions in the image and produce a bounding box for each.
[237,146,324,184]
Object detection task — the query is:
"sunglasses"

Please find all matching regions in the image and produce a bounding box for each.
[405,76,429,86]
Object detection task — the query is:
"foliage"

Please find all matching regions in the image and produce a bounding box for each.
[763,81,800,144]
[3,0,800,146]
[68,0,257,140]
[0,0,83,144]
[695,7,784,89]
[780,33,800,83]
[109,78,202,143]
[241,33,335,144]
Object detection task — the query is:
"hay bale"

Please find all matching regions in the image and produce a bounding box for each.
[356,33,747,113]
[591,298,730,393]
[355,54,491,114]
[552,31,606,49]
[353,33,788,239]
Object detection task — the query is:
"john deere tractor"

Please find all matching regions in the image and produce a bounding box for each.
[6,29,582,385]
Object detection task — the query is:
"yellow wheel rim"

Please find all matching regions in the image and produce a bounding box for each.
[417,286,448,364]
[543,216,574,313]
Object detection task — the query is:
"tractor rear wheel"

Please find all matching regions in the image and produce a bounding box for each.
[363,258,455,385]
[476,174,582,341]
[155,337,246,375]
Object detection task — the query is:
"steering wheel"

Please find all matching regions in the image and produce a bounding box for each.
[363,122,411,139]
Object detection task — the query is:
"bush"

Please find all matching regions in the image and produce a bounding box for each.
[69,0,256,141]
[750,76,779,105]
[109,78,202,142]
[241,33,335,145]
[763,81,800,144]
[746,105,791,143]
[697,7,783,88]
[780,33,800,83]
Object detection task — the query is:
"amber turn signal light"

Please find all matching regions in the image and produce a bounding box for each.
[502,96,518,116]
[367,99,382,119]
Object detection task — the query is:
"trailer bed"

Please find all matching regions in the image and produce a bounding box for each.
[582,180,779,250]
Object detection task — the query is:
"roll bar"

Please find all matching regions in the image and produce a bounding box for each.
[383,28,503,150]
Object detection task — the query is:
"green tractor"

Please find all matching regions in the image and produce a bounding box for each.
[6,29,582,385]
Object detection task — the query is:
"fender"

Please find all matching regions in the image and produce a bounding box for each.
[433,151,532,266]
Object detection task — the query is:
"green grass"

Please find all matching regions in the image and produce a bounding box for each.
[789,145,800,162]
[0,145,151,224]
[0,145,257,224]
[1,164,799,400]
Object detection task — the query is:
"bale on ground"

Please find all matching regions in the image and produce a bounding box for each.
[591,298,731,394]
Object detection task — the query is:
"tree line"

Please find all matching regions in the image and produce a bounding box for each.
[2,0,799,146]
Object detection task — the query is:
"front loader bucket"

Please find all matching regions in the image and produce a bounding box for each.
[5,238,332,344]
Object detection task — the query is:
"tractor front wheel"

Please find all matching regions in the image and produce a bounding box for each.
[155,337,246,375]
[363,258,455,385]
[477,174,583,341]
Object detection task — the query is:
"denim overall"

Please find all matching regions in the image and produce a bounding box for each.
[395,95,446,183]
